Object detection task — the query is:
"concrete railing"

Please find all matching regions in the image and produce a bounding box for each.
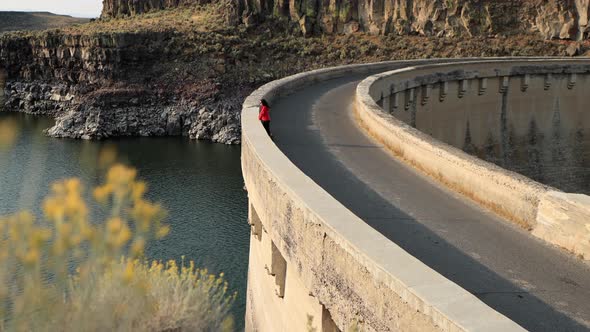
[356,59,590,260]
[241,59,532,332]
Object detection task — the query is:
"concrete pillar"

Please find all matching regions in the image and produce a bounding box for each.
[391,92,399,112]
[421,85,431,106]
[478,78,488,95]
[521,74,530,92]
[545,73,552,90]
[248,202,263,241]
[568,73,577,89]
[405,88,415,111]
[458,80,468,98]
[270,242,287,298]
[382,91,391,112]
[439,81,448,102]
[499,76,510,94]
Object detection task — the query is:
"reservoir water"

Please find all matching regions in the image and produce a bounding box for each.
[0,111,249,329]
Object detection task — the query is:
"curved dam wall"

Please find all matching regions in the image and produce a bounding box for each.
[241,59,533,332]
[356,59,590,261]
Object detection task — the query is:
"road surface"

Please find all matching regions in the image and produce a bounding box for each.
[271,72,590,331]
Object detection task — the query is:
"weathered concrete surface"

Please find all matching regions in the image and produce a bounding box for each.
[357,60,590,259]
[535,191,590,259]
[242,60,531,331]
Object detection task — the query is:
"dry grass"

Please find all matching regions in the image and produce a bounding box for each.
[0,12,88,34]
[56,4,226,35]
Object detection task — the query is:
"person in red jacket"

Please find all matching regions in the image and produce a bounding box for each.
[259,99,272,136]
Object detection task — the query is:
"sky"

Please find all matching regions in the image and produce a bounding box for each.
[0,0,102,18]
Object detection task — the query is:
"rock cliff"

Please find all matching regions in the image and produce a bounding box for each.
[101,0,207,18]
[101,0,590,40]
[531,0,590,40]
[0,3,570,144]
[245,0,590,40]
[0,30,243,144]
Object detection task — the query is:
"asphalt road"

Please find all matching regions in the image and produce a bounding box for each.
[271,73,590,332]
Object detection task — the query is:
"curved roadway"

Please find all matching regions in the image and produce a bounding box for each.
[271,71,590,332]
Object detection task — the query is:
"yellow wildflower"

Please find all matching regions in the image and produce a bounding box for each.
[114,224,132,248]
[107,217,124,234]
[22,249,40,266]
[131,238,146,257]
[123,261,135,283]
[98,145,118,169]
[0,118,19,150]
[93,184,113,204]
[156,225,170,238]
[131,181,147,202]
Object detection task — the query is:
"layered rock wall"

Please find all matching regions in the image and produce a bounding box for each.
[0,31,172,84]
[101,0,207,18]
[0,31,241,143]
[532,0,590,40]
[100,0,590,40]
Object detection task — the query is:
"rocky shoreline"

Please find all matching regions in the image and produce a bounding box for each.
[3,81,242,144]
[1,1,583,146]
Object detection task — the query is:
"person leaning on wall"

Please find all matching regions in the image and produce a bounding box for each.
[259,99,272,137]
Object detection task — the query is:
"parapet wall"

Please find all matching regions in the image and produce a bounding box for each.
[241,59,530,331]
[356,59,590,260]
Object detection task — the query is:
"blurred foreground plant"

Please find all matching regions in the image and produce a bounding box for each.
[0,117,19,151]
[0,164,235,331]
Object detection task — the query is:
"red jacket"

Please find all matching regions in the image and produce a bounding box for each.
[259,105,270,121]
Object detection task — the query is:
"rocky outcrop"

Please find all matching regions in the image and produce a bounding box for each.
[531,0,590,40]
[0,1,577,146]
[189,105,241,144]
[46,102,240,144]
[100,0,590,40]
[101,0,206,18]
[0,31,176,84]
[0,31,242,144]
[255,0,590,39]
[4,81,241,144]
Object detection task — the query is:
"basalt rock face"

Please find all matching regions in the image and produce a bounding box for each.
[257,0,494,37]
[44,90,240,144]
[102,0,494,37]
[531,0,590,40]
[101,0,209,18]
[243,0,590,39]
[0,31,242,144]
[0,31,173,84]
[100,0,590,40]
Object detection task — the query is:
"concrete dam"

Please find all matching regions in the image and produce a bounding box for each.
[378,64,590,195]
[242,58,590,331]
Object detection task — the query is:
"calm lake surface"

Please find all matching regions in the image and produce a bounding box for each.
[0,111,250,329]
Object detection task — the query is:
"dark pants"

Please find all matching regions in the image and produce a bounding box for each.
[261,120,271,136]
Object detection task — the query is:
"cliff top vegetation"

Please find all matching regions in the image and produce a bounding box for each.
[1,2,584,106]
[0,11,89,34]
[0,2,586,142]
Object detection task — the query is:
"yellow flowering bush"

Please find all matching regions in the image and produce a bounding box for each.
[0,117,19,150]
[0,164,235,331]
